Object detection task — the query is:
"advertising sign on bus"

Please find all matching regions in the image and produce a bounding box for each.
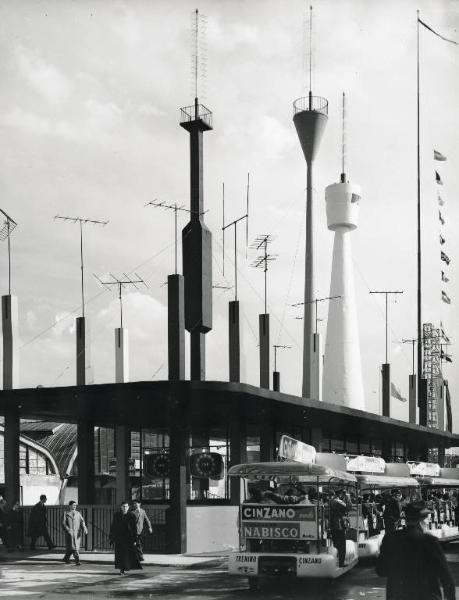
[346,455,385,473]
[278,435,316,464]
[407,462,441,477]
[241,504,318,540]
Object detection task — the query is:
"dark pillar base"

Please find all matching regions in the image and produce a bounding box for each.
[259,314,270,389]
[382,363,390,417]
[229,399,247,505]
[4,406,20,505]
[190,330,205,381]
[76,317,86,385]
[168,274,185,380]
[260,412,274,462]
[418,377,428,426]
[310,426,323,452]
[409,374,416,424]
[77,419,95,504]
[167,386,187,553]
[115,426,131,504]
[273,371,280,392]
[229,301,240,383]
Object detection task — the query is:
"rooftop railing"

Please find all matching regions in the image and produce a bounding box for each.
[180,103,213,129]
[293,95,328,116]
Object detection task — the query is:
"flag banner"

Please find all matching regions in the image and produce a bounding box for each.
[437,195,444,206]
[435,171,443,185]
[441,271,450,283]
[445,380,452,432]
[441,349,453,363]
[439,211,445,225]
[440,322,451,343]
[442,290,451,304]
[441,251,450,265]
[434,149,447,161]
[418,18,459,45]
[440,234,446,245]
[391,382,407,402]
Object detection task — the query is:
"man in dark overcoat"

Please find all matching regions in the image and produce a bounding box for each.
[384,489,403,533]
[376,501,455,600]
[329,489,350,567]
[109,501,142,575]
[28,494,54,550]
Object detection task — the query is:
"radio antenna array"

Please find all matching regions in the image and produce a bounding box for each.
[191,8,207,102]
[0,209,18,295]
[250,234,277,314]
[273,344,292,372]
[55,215,109,317]
[146,199,203,275]
[94,273,147,329]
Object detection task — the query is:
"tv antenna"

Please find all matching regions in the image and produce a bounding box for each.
[291,295,341,334]
[273,344,291,372]
[341,92,347,183]
[94,273,147,329]
[55,215,109,317]
[222,175,250,299]
[369,290,404,363]
[145,199,204,275]
[0,209,18,295]
[402,338,419,375]
[191,8,207,104]
[250,234,277,314]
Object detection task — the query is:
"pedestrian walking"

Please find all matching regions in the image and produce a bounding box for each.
[383,489,403,533]
[130,500,152,561]
[376,500,455,600]
[27,494,55,550]
[62,501,87,565]
[329,489,351,568]
[109,501,142,575]
[6,500,23,552]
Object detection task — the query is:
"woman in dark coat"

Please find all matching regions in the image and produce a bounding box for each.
[109,501,142,575]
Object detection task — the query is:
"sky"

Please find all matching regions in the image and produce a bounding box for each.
[0,0,458,430]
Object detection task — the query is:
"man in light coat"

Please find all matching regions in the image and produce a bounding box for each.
[62,501,87,565]
[130,500,152,561]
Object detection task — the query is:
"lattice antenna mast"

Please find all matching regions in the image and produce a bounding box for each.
[55,215,109,317]
[273,344,292,372]
[341,91,346,183]
[0,209,18,295]
[191,8,207,114]
[146,199,200,275]
[94,273,147,329]
[251,234,277,314]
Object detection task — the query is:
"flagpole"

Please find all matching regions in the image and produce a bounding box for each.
[416,10,423,424]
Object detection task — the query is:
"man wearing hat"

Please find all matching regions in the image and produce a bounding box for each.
[329,489,351,568]
[376,501,455,600]
[383,489,403,533]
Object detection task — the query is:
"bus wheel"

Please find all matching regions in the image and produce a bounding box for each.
[248,577,260,591]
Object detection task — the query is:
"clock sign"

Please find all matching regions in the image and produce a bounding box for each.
[144,453,170,477]
[190,452,224,479]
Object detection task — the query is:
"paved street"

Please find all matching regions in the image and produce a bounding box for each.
[1,548,459,600]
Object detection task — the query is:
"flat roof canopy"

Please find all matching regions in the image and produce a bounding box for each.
[0,380,458,450]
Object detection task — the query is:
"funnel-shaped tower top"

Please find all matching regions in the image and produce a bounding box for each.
[293,94,328,163]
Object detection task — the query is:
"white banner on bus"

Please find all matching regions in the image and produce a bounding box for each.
[407,462,441,477]
[346,455,385,474]
[278,435,316,464]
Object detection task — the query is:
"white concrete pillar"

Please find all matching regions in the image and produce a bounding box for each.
[2,295,19,389]
[310,332,322,401]
[115,327,129,383]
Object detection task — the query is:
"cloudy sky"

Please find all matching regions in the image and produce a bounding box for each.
[0,0,458,429]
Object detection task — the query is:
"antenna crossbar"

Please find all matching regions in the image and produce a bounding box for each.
[94,273,148,329]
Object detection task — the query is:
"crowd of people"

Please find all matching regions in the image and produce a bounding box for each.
[0,495,154,574]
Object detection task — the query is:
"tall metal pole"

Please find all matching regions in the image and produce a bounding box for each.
[79,220,85,318]
[416,10,423,399]
[234,225,238,301]
[7,221,11,295]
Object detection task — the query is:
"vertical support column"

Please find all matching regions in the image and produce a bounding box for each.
[115,425,130,504]
[272,372,280,392]
[310,426,323,452]
[259,314,270,389]
[4,405,20,505]
[190,331,205,381]
[168,274,185,380]
[409,374,417,424]
[418,378,428,426]
[382,363,390,417]
[310,333,322,401]
[302,163,314,399]
[115,328,129,383]
[229,399,247,505]
[2,295,19,390]
[77,416,95,504]
[381,437,392,462]
[260,412,274,462]
[167,386,187,553]
[438,446,445,467]
[228,300,240,383]
[76,317,87,385]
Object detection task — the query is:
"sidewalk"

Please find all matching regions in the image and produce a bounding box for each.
[0,548,230,569]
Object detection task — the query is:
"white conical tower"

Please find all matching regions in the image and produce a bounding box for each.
[322,180,365,409]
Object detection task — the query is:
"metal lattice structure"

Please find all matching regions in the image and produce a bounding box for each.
[423,322,442,428]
